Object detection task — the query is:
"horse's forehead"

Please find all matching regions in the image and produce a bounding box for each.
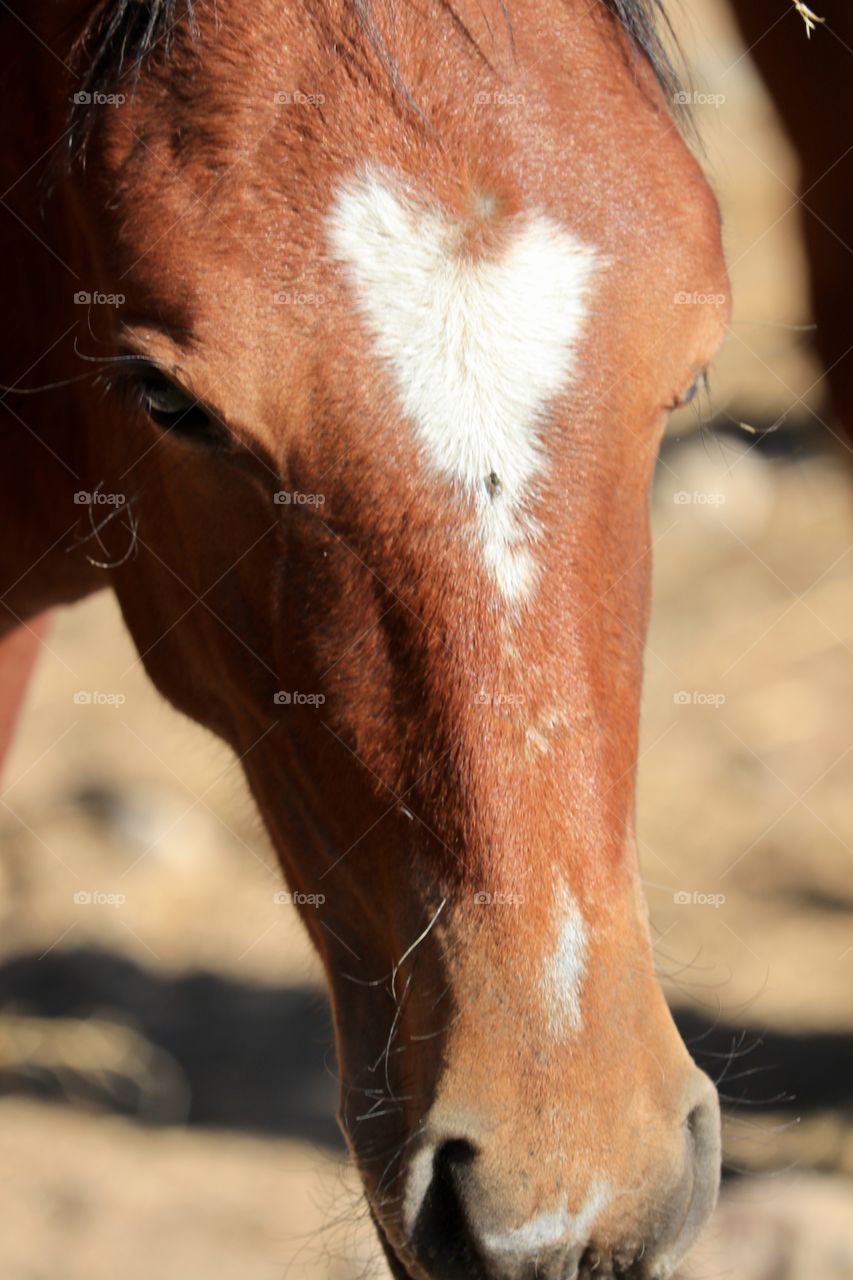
[325,168,600,603]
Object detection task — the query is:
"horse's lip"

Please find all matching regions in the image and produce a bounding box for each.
[368,1206,428,1280]
[369,1207,590,1280]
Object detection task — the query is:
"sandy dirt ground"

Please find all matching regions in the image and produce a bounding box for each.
[2,2,852,1277]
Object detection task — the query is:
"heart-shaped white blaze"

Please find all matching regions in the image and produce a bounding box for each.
[327,169,598,603]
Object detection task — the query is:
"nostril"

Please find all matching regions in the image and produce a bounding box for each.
[408,1137,479,1280]
[684,1085,721,1166]
[431,1137,477,1232]
[649,1077,721,1274]
[436,1137,478,1172]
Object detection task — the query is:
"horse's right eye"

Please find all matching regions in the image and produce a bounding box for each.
[137,369,209,430]
[129,366,227,448]
[669,370,709,411]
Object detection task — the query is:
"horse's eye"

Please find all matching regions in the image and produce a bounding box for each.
[134,367,223,444]
[672,371,708,409]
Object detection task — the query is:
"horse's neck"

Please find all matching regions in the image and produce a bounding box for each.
[0,24,101,633]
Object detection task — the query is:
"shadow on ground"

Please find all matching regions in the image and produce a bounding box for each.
[676,1008,853,1114]
[0,948,851,1147]
[0,947,342,1146]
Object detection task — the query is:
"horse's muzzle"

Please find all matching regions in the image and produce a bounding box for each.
[388,1068,720,1280]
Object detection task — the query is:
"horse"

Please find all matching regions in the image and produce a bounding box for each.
[0,1,836,1277]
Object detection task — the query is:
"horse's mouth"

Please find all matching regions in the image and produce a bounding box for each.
[369,1208,429,1280]
[369,1204,493,1280]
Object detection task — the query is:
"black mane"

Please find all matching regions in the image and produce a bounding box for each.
[69,1,194,125]
[68,0,683,150]
[605,0,683,103]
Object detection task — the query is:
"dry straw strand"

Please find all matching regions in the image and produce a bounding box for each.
[792,2,825,37]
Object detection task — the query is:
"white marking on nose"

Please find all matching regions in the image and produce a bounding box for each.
[543,877,588,1034]
[482,1178,610,1255]
[327,169,598,603]
[525,704,564,756]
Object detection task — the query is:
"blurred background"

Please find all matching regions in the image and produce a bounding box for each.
[2,1,852,1276]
